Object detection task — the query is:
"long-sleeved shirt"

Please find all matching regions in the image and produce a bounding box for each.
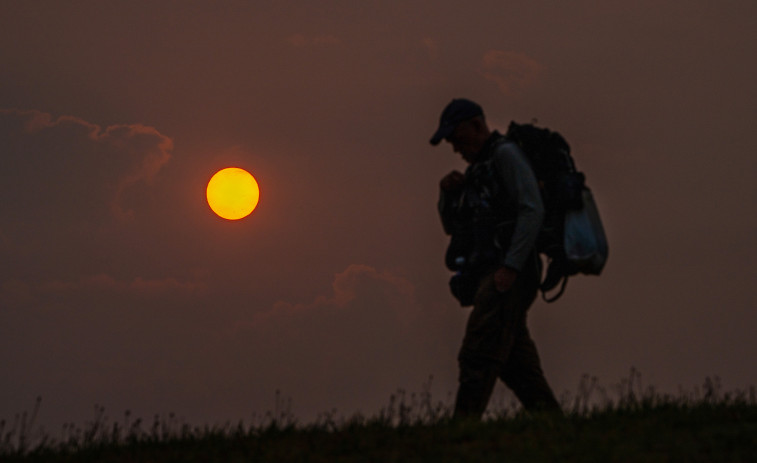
[438,132,544,272]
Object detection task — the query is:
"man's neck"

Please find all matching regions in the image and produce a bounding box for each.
[469,130,501,164]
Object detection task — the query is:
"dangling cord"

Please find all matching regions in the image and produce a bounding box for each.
[542,276,568,303]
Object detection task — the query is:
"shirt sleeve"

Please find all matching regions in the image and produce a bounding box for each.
[493,141,544,272]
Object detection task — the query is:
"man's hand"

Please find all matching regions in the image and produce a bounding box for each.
[440,170,465,191]
[494,267,518,293]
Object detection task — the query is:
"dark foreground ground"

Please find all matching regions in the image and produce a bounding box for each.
[3,400,757,463]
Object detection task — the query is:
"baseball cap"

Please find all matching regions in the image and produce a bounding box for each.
[429,98,484,145]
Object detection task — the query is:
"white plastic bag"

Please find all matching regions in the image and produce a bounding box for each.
[563,188,608,275]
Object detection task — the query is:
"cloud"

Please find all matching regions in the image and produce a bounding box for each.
[0,108,178,289]
[230,264,425,415]
[287,33,341,48]
[480,50,544,96]
[0,108,173,222]
[251,264,416,329]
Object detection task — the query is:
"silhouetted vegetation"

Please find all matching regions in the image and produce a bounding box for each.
[3,370,757,462]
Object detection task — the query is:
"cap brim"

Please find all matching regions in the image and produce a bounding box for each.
[429,123,453,146]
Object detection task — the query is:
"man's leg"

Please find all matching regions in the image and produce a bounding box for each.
[454,356,499,419]
[499,324,561,412]
[499,256,561,412]
[454,267,528,419]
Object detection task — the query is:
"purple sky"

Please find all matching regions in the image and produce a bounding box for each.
[2,1,756,430]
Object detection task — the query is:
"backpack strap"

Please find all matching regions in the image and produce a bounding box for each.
[542,276,568,303]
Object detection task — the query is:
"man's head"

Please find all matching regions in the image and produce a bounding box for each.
[430,98,491,163]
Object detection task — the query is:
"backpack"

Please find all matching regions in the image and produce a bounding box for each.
[505,121,608,302]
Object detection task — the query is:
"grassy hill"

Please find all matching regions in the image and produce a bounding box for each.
[3,376,757,462]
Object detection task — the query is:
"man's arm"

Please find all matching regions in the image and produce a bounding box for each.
[438,170,465,235]
[493,141,544,283]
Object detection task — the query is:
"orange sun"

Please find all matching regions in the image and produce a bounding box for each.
[206,167,260,220]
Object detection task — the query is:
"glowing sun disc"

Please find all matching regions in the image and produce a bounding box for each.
[206,167,260,220]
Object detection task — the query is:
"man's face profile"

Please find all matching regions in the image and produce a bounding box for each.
[446,119,482,163]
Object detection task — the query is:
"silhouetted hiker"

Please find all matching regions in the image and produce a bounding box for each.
[430,99,561,419]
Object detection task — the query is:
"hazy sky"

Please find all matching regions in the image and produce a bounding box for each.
[2,1,756,430]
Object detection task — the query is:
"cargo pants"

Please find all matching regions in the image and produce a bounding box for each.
[454,254,560,418]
